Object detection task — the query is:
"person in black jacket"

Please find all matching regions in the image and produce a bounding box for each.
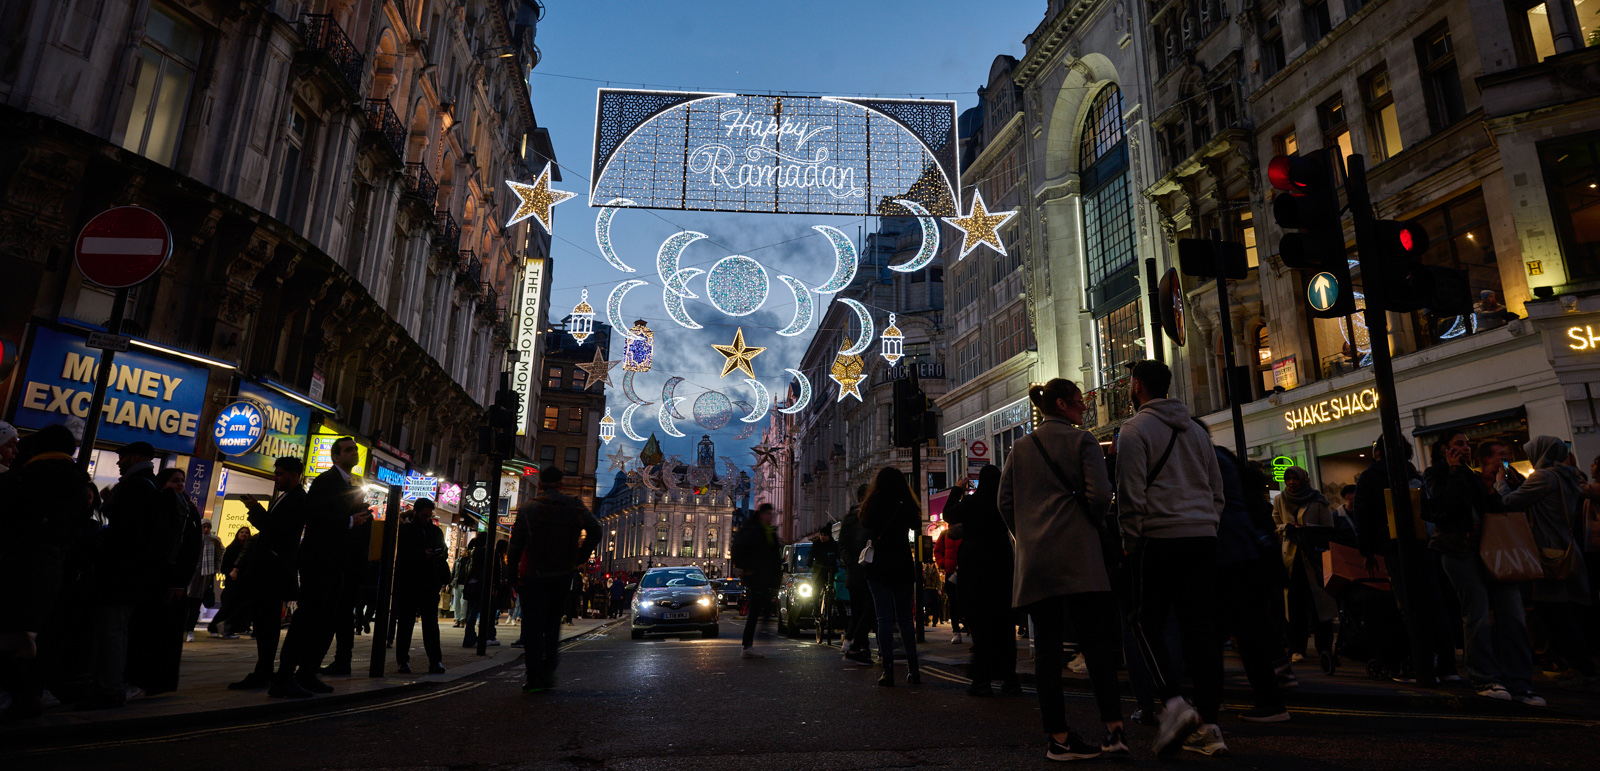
[507,467,601,692]
[208,527,251,639]
[944,464,1020,696]
[394,498,450,675]
[732,503,782,658]
[229,456,309,691]
[859,466,923,687]
[275,437,371,697]
[79,441,163,709]
[125,466,202,697]
[837,484,874,665]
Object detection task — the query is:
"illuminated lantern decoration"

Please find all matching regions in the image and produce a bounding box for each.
[880,313,904,364]
[570,289,595,342]
[598,406,616,445]
[623,319,654,372]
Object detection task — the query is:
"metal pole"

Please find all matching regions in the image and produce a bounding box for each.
[368,484,401,677]
[1144,257,1164,363]
[477,463,500,656]
[911,438,925,644]
[76,288,128,471]
[1344,154,1435,685]
[1211,231,1248,460]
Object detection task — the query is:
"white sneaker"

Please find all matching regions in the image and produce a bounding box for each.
[742,647,764,658]
[1153,697,1201,756]
[1182,724,1228,756]
[1514,692,1547,707]
[125,685,145,701]
[185,632,195,643]
[1067,653,1088,675]
[951,633,963,644]
[40,690,60,708]
[1477,684,1512,701]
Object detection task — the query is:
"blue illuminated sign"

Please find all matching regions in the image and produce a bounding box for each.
[213,401,265,455]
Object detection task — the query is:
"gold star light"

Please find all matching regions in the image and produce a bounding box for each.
[577,347,620,390]
[829,339,865,402]
[504,162,577,233]
[942,190,1018,260]
[712,327,766,378]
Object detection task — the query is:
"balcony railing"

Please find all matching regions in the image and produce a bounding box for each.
[1101,375,1136,424]
[434,209,460,250]
[458,250,482,285]
[302,14,364,94]
[402,162,437,209]
[364,98,405,160]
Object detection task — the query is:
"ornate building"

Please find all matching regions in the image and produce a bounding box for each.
[534,317,611,509]
[594,433,747,578]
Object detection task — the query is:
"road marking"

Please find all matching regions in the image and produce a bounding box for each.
[6,682,484,756]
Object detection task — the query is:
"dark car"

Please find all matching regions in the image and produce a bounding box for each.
[630,567,720,639]
[713,578,746,609]
[776,542,820,636]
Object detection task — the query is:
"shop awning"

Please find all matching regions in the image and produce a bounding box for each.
[1412,406,1528,439]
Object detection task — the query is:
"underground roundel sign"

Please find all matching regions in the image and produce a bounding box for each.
[213,401,265,456]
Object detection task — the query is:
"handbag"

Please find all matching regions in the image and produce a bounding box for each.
[1541,480,1581,580]
[858,540,875,565]
[1479,511,1544,583]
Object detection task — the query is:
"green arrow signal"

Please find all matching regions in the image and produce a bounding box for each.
[1309,272,1339,311]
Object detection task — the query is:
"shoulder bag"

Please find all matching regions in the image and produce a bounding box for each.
[1028,432,1122,581]
[1541,481,1581,581]
[1478,511,1544,583]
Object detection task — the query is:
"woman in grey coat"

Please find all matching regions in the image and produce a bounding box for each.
[1496,435,1595,680]
[999,378,1123,761]
[1272,466,1337,662]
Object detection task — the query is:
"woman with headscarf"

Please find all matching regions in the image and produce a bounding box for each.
[943,463,1021,696]
[1272,466,1337,664]
[1497,436,1595,683]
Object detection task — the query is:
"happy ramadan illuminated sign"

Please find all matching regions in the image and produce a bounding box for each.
[1283,388,1380,431]
[590,90,958,217]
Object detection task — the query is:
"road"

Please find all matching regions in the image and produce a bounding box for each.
[10,616,1597,769]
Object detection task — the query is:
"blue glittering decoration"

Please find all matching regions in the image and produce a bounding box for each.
[595,198,638,272]
[811,225,858,294]
[658,231,706,298]
[706,255,769,317]
[776,275,812,336]
[777,368,811,414]
[693,390,734,430]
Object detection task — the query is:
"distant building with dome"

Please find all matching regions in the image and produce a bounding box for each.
[594,433,749,578]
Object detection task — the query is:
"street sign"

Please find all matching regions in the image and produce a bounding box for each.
[1308,272,1341,313]
[968,439,988,459]
[74,206,173,288]
[1158,267,1186,346]
[213,401,266,456]
[85,332,130,352]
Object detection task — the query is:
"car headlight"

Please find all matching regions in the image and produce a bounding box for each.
[697,597,711,606]
[797,582,814,598]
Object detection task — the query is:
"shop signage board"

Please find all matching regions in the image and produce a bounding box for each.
[513,258,545,436]
[12,327,208,454]
[86,332,131,352]
[403,472,439,502]
[186,458,214,515]
[225,383,312,473]
[438,482,462,509]
[373,462,405,487]
[1272,356,1299,390]
[75,206,173,288]
[1283,387,1380,431]
[462,481,493,519]
[307,425,367,478]
[1271,456,1296,484]
[213,401,265,456]
[1566,325,1600,350]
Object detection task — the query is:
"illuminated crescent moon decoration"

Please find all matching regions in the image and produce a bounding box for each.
[810,225,858,294]
[732,400,752,416]
[734,423,757,440]
[775,275,813,337]
[658,397,686,438]
[658,231,707,298]
[888,198,940,273]
[620,403,647,442]
[664,267,704,301]
[594,198,638,273]
[722,456,741,484]
[621,370,652,405]
[661,377,687,418]
[607,280,647,339]
[778,368,812,414]
[837,298,874,356]
[663,279,703,330]
[661,455,684,494]
[741,378,770,423]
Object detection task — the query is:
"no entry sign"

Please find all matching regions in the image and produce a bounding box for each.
[75,206,172,288]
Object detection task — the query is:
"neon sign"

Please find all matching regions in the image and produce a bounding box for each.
[1283,387,1379,431]
[1271,456,1296,484]
[1567,325,1600,350]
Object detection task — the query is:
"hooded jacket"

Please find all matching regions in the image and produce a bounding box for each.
[1114,398,1224,546]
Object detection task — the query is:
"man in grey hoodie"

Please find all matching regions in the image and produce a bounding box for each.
[1115,360,1227,757]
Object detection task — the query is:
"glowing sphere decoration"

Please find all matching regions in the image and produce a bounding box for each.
[706,255,769,316]
[622,319,654,372]
[692,390,734,430]
[570,289,595,342]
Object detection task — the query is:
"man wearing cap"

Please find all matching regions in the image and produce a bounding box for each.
[394,498,449,674]
[229,456,310,692]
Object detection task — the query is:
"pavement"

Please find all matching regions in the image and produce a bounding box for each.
[11,614,1600,770]
[0,612,616,741]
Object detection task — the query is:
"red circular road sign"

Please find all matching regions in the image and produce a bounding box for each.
[74,206,172,288]
[969,440,988,458]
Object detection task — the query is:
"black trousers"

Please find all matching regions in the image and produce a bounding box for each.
[845,581,876,652]
[1218,557,1288,712]
[249,592,288,675]
[1131,536,1223,724]
[1027,591,1122,733]
[743,589,773,648]
[521,574,573,682]
[960,580,1016,683]
[393,586,444,666]
[1287,556,1333,656]
[280,570,343,677]
[332,568,366,664]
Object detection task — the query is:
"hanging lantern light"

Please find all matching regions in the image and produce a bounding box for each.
[880,313,904,364]
[622,319,654,372]
[570,289,595,342]
[598,406,616,444]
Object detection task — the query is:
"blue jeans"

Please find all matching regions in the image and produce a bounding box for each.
[1439,551,1533,692]
[866,578,918,672]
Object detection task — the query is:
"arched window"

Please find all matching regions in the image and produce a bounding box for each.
[706,528,719,558]
[654,527,668,556]
[680,527,695,558]
[1080,85,1140,392]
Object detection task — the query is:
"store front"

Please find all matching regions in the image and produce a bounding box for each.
[942,396,1032,483]
[209,379,319,545]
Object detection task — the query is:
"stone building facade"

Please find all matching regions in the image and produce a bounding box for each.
[533,318,610,509]
[594,435,746,578]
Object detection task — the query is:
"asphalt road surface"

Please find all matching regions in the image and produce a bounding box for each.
[12,616,1598,770]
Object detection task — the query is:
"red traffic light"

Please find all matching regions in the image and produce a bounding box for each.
[1268,154,1325,194]
[1376,220,1430,257]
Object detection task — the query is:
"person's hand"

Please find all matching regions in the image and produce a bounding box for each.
[240,493,257,507]
[354,508,374,526]
[1446,445,1469,468]
[1495,463,1509,485]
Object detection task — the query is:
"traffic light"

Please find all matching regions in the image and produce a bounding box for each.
[891,368,929,448]
[1369,220,1472,315]
[1269,150,1354,318]
[482,372,521,457]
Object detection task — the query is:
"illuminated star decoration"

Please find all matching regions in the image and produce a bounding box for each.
[607,444,634,471]
[751,443,780,468]
[576,347,619,390]
[942,190,1017,259]
[504,162,577,233]
[830,339,865,402]
[712,327,766,378]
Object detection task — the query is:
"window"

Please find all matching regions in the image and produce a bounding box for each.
[541,405,559,431]
[955,338,981,384]
[564,447,580,474]
[1519,2,1559,64]
[986,151,1019,203]
[1080,86,1126,165]
[1416,22,1467,132]
[654,527,668,556]
[706,528,719,557]
[1188,97,1213,148]
[1362,67,1404,163]
[954,262,977,306]
[1303,0,1333,46]
[680,527,695,557]
[1407,190,1499,345]
[571,368,586,389]
[1096,299,1144,387]
[997,307,1028,361]
[540,445,556,466]
[276,109,308,223]
[1261,12,1287,77]
[1317,93,1352,181]
[1081,87,1136,312]
[903,341,932,362]
[1275,129,1299,157]
[121,4,202,166]
[546,366,562,388]
[567,407,583,432]
[1239,208,1260,268]
[1542,134,1600,280]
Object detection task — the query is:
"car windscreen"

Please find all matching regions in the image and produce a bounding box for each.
[640,570,709,588]
[790,542,813,570]
[720,580,743,589]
